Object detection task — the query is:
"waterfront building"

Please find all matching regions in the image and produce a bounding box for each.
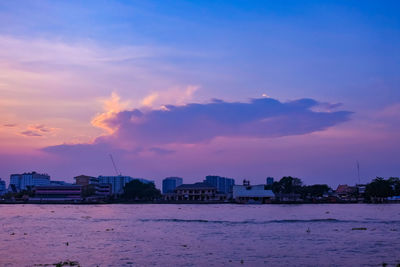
[95,183,112,197]
[204,175,235,194]
[9,172,50,191]
[232,182,275,204]
[162,177,183,194]
[31,185,82,201]
[50,181,72,186]
[74,175,99,186]
[335,184,358,201]
[98,175,154,195]
[166,182,223,201]
[0,178,6,195]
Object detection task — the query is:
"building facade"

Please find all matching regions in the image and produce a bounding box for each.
[204,175,235,194]
[9,172,50,191]
[74,175,99,186]
[165,182,222,201]
[232,184,275,204]
[162,177,183,194]
[0,178,6,195]
[98,175,154,195]
[32,185,82,201]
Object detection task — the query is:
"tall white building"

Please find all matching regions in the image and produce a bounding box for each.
[9,172,50,191]
[98,175,154,195]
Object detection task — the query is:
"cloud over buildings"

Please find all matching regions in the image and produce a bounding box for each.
[44,97,352,155]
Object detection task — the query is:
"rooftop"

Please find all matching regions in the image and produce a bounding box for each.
[176,182,216,190]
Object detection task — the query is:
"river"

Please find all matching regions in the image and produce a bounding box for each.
[0,204,399,266]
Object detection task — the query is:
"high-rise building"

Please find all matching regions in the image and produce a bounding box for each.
[0,178,6,195]
[162,177,183,194]
[204,175,235,194]
[98,175,154,195]
[9,172,50,191]
[266,177,274,185]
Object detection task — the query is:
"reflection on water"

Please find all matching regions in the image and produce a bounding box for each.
[0,204,399,266]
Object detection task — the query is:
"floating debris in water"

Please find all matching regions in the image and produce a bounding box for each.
[306,227,311,233]
[352,227,367,230]
[240,259,244,264]
[325,211,330,214]
[34,260,80,266]
[64,242,69,246]
[53,260,80,267]
[10,232,15,235]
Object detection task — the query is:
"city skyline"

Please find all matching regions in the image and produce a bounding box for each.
[1,1,399,187]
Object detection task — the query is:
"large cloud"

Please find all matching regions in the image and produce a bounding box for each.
[44,97,352,153]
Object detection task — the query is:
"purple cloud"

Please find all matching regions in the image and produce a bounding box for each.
[43,97,352,160]
[102,97,352,145]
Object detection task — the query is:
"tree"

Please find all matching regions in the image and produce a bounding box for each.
[388,177,400,195]
[365,177,393,200]
[300,184,331,199]
[272,176,303,194]
[122,180,161,201]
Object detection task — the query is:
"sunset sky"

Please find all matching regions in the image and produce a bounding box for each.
[0,0,399,187]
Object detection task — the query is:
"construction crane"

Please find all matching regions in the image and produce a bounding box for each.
[109,154,121,176]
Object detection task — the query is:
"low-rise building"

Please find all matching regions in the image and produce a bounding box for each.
[335,184,358,201]
[95,183,112,197]
[166,182,221,201]
[31,185,82,202]
[74,175,99,186]
[233,183,275,204]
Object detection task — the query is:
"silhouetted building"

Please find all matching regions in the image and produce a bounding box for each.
[0,178,6,196]
[98,175,154,195]
[95,183,112,197]
[335,184,357,201]
[32,185,82,201]
[50,181,72,186]
[162,177,183,194]
[204,175,235,194]
[9,172,50,191]
[266,177,274,185]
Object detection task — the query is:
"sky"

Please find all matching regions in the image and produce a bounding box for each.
[0,0,399,188]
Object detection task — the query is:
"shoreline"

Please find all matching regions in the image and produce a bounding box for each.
[1,200,398,205]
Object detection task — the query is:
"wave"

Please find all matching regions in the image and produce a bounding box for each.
[139,218,400,225]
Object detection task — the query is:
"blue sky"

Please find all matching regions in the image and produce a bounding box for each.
[0,1,399,186]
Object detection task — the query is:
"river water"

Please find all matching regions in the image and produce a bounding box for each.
[0,204,399,266]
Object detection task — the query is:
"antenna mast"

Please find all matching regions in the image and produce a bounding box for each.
[109,154,121,176]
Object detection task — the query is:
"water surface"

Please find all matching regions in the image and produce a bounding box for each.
[0,204,399,266]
